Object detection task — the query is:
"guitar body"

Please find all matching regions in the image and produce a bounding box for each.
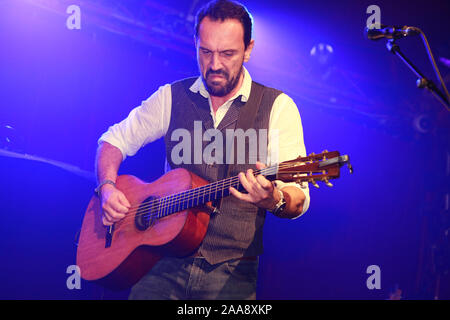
[76,168,210,290]
[76,150,351,290]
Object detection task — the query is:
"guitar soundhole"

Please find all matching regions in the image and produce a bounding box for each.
[135,195,159,231]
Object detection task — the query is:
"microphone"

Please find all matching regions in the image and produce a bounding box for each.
[365,24,420,40]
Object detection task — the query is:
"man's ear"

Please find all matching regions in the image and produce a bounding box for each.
[244,39,255,62]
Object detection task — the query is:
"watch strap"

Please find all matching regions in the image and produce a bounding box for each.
[269,189,286,215]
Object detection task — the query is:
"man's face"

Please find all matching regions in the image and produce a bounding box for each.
[196,16,253,97]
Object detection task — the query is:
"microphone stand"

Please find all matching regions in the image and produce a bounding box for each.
[385,30,450,112]
[384,28,449,300]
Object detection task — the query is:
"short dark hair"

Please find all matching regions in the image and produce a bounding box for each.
[195,0,253,49]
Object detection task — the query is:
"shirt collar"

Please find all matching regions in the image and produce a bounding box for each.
[189,66,252,103]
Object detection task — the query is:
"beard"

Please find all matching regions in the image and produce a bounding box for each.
[202,65,243,97]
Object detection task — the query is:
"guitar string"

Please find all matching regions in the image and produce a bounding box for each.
[123,165,277,211]
[98,172,241,233]
[116,163,288,217]
[123,161,302,213]
[122,160,318,226]
[99,171,261,234]
[90,171,317,253]
[84,159,327,251]
[107,161,310,228]
[107,166,273,227]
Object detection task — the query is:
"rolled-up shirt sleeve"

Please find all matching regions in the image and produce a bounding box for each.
[267,93,310,218]
[98,84,172,160]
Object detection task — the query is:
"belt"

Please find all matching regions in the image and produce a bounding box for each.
[193,251,257,261]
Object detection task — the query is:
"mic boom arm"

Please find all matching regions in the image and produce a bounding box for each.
[372,25,450,111]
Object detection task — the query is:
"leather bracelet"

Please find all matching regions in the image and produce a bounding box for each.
[94,180,116,196]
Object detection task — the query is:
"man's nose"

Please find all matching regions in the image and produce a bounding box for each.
[210,52,222,71]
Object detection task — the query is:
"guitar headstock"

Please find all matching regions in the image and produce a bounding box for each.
[276,150,353,188]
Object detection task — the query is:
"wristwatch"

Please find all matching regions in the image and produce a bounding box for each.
[269,189,287,215]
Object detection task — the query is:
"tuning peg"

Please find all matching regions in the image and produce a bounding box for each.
[309,179,320,188]
[323,178,333,187]
[347,163,354,174]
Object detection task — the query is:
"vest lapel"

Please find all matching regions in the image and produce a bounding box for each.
[216,97,244,131]
[186,90,214,131]
[187,90,244,132]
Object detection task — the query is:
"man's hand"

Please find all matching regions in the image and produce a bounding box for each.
[99,184,131,226]
[229,161,280,211]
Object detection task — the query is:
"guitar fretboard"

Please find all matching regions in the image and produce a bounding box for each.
[150,165,278,218]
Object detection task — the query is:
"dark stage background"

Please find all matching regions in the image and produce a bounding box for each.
[0,0,449,299]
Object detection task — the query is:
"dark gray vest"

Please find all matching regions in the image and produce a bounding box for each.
[164,77,282,265]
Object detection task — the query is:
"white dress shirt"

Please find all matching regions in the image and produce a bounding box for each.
[99,67,310,216]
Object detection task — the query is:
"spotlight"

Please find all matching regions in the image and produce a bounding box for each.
[310,43,334,66]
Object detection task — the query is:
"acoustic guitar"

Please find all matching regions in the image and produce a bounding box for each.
[76,150,352,290]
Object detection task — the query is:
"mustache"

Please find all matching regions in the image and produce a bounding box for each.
[206,69,229,79]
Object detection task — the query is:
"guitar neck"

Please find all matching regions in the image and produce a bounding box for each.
[157,165,279,217]
[154,152,351,218]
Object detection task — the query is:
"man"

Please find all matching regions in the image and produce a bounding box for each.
[95,0,310,299]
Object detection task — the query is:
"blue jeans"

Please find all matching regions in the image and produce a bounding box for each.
[128,256,259,300]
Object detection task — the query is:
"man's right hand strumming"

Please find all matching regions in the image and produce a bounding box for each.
[99,183,131,226]
[95,141,131,226]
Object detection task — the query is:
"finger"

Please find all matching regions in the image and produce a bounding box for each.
[245,169,258,185]
[110,210,126,220]
[238,171,253,193]
[102,215,113,226]
[245,169,261,194]
[255,161,267,170]
[118,193,131,208]
[248,169,270,195]
[256,174,273,190]
[110,200,129,214]
[103,204,126,221]
[102,211,114,223]
[229,186,252,202]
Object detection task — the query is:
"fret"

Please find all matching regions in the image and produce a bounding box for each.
[205,184,212,203]
[168,195,175,216]
[158,197,164,218]
[192,195,199,208]
[175,193,180,212]
[212,181,219,201]
[166,195,172,217]
[179,193,186,212]
[178,197,186,212]
[164,196,169,217]
[188,192,194,208]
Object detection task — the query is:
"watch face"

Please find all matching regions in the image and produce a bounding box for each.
[272,199,286,215]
